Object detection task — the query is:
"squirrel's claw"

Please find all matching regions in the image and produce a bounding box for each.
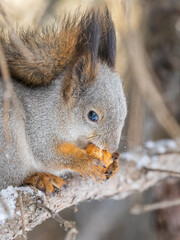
[105,160,119,179]
[24,172,66,196]
[93,158,106,168]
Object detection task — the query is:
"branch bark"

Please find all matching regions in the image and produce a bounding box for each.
[0,141,180,240]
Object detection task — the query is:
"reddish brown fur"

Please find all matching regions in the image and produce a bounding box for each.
[55,142,119,181]
[24,143,119,195]
[0,8,116,87]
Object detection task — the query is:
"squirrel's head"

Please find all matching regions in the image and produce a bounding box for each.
[63,62,127,153]
[61,8,127,152]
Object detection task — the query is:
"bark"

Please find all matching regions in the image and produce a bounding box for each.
[0,141,180,240]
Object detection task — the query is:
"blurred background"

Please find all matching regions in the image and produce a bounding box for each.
[1,0,180,239]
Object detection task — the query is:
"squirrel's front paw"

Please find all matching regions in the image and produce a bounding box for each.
[105,159,119,179]
[85,144,120,181]
[24,172,66,196]
[75,155,107,181]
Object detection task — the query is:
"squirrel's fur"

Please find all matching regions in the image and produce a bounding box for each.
[0,9,116,86]
[0,8,127,192]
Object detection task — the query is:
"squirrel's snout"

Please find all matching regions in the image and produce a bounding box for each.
[107,142,119,153]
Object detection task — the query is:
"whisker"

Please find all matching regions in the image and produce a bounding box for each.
[120,136,140,147]
[87,135,97,140]
[119,136,146,155]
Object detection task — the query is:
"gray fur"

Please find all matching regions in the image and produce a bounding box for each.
[0,63,127,189]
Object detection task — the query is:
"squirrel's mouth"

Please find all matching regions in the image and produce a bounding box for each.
[76,136,104,151]
[76,136,91,150]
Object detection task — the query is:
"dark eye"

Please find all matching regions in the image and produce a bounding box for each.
[88,111,99,122]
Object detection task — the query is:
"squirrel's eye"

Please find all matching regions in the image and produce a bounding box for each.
[88,111,99,123]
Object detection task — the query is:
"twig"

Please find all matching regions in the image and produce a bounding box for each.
[37,202,76,231]
[142,167,180,178]
[18,191,27,240]
[131,198,180,215]
[147,150,180,156]
[64,228,78,240]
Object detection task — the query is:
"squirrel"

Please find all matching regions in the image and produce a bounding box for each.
[0,8,127,195]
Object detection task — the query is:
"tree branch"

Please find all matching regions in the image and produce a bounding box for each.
[0,141,180,240]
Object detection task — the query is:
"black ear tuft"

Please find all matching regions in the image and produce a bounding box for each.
[76,10,102,71]
[98,8,116,68]
[76,8,116,69]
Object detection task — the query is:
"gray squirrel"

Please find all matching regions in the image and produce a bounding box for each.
[0,9,127,195]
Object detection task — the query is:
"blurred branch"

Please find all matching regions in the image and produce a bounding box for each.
[127,83,144,149]
[0,3,36,168]
[143,167,180,178]
[0,44,11,144]
[38,0,61,25]
[64,228,78,240]
[124,0,180,140]
[0,143,180,240]
[126,32,180,140]
[0,3,32,61]
[131,198,180,215]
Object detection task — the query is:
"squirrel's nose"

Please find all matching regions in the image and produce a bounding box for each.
[107,141,119,153]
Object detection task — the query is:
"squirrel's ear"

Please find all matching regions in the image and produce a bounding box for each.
[62,55,97,107]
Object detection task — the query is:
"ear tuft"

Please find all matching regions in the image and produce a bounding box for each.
[76,10,102,71]
[98,8,116,68]
[75,8,116,70]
